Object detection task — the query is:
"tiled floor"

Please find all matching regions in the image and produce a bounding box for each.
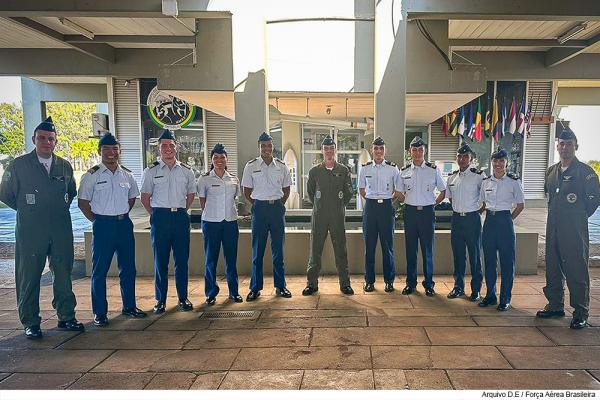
[1,272,600,390]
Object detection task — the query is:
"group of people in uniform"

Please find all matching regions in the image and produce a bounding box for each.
[1,116,598,339]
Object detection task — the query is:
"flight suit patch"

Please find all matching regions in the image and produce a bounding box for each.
[567,193,577,203]
[26,194,35,204]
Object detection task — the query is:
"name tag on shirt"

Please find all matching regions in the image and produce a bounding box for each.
[97,181,107,185]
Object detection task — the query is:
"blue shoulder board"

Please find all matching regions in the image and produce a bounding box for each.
[451,170,459,175]
[121,165,132,173]
[470,168,483,175]
[149,161,160,169]
[362,161,373,167]
[401,164,411,171]
[425,161,437,169]
[88,165,100,174]
[384,160,397,167]
[275,158,285,165]
[181,162,191,170]
[507,172,519,180]
[247,158,257,164]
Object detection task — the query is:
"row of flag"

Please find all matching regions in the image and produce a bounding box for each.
[441,96,532,141]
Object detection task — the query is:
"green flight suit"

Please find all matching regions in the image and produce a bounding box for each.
[0,150,78,327]
[306,162,354,288]
[544,158,600,319]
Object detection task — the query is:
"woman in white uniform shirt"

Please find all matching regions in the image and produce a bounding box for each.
[197,143,243,305]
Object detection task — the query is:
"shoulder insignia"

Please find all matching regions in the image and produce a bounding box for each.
[121,165,132,173]
[425,161,437,169]
[507,172,519,180]
[586,173,598,181]
[401,164,411,171]
[275,158,285,165]
[202,170,210,176]
[180,162,191,170]
[362,161,373,167]
[247,158,257,164]
[451,170,459,175]
[483,176,491,180]
[470,168,483,175]
[88,165,100,174]
[384,160,397,167]
[149,161,160,169]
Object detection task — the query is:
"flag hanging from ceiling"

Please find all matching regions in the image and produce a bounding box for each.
[474,98,482,142]
[449,109,458,136]
[516,96,526,136]
[484,96,492,137]
[525,101,533,138]
[492,96,499,140]
[508,97,517,135]
[499,101,507,141]
[465,102,474,140]
[441,113,449,137]
[457,106,465,137]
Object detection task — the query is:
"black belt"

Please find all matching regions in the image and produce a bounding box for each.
[154,207,186,212]
[95,213,128,220]
[366,198,392,204]
[255,199,282,205]
[453,211,478,217]
[406,204,433,211]
[486,210,510,216]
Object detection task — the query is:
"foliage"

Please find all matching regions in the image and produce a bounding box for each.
[0,103,25,163]
[588,160,600,177]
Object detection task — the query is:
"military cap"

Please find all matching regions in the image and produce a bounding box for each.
[491,148,509,160]
[373,136,385,146]
[211,143,227,155]
[34,116,56,133]
[158,130,176,142]
[258,131,273,142]
[98,132,119,147]
[410,136,427,148]
[558,125,577,142]
[321,135,335,146]
[457,143,474,156]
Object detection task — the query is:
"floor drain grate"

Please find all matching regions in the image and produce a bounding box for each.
[199,311,259,319]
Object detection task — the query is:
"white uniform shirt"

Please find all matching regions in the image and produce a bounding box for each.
[480,173,525,211]
[398,162,447,206]
[241,157,291,201]
[358,160,400,199]
[78,163,140,215]
[140,160,196,208]
[197,169,241,222]
[446,168,486,213]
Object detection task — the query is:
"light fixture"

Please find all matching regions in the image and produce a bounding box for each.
[59,17,94,40]
[557,22,587,44]
[326,105,332,115]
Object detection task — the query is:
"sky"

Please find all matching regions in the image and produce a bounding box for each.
[0,77,21,104]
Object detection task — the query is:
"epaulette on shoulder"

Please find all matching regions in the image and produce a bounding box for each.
[507,172,519,180]
[384,160,397,167]
[247,158,257,164]
[121,165,132,173]
[451,170,459,175]
[202,170,210,176]
[275,158,285,165]
[88,165,100,174]
[362,161,373,167]
[483,176,491,180]
[149,161,160,169]
[425,161,437,169]
[401,164,411,171]
[470,167,483,175]
[180,162,191,170]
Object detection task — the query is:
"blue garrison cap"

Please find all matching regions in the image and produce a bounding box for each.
[158,130,176,142]
[258,132,273,142]
[373,136,385,146]
[410,136,427,148]
[321,135,335,146]
[457,143,474,155]
[98,132,119,147]
[211,143,227,155]
[491,148,509,160]
[558,124,577,142]
[34,117,56,133]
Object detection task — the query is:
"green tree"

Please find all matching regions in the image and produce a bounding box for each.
[588,160,600,176]
[0,103,25,163]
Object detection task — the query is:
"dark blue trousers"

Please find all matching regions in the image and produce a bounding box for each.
[202,220,239,297]
[404,205,435,289]
[363,199,396,284]
[450,211,483,293]
[250,200,286,291]
[482,210,515,304]
[91,215,136,316]
[150,208,190,302]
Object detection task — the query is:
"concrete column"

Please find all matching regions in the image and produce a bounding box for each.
[21,78,45,152]
[234,70,269,183]
[374,0,407,166]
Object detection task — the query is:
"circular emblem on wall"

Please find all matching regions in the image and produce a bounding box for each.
[146,86,196,130]
[567,193,577,203]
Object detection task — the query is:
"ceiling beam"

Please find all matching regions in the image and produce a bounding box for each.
[545,33,600,67]
[8,17,115,63]
[449,39,587,48]
[0,0,230,18]
[64,35,195,44]
[404,0,600,21]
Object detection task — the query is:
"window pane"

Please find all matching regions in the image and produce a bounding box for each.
[302,125,331,151]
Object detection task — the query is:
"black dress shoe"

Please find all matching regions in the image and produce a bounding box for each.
[229,294,244,303]
[246,290,261,301]
[178,299,193,311]
[276,287,292,298]
[497,303,511,311]
[536,309,565,318]
[24,325,42,339]
[302,286,318,296]
[205,296,216,306]
[384,283,395,293]
[469,292,481,302]
[447,287,465,299]
[93,315,109,326]
[425,287,436,297]
[122,307,148,318]
[363,283,375,292]
[570,318,588,330]
[340,286,354,295]
[478,296,498,307]
[401,286,416,295]
[153,301,166,314]
[57,318,85,332]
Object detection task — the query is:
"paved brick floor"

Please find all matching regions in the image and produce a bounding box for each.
[0,272,600,390]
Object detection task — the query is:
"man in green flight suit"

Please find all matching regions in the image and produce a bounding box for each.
[302,135,354,296]
[0,117,84,339]
[537,125,600,329]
